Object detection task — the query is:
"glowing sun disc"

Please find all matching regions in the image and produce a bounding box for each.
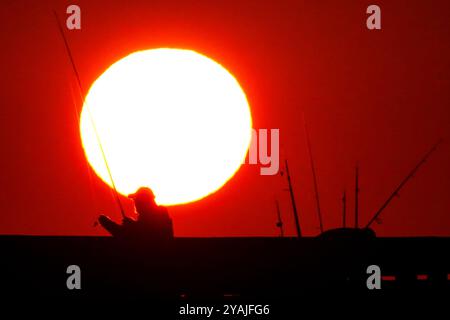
[80,48,252,206]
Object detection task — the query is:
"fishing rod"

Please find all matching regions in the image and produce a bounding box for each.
[53,11,127,219]
[275,198,284,237]
[303,116,324,233]
[284,159,302,237]
[365,139,442,229]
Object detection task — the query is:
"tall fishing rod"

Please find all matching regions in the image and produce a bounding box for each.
[53,11,127,219]
[365,139,442,228]
[303,116,324,233]
[284,159,302,237]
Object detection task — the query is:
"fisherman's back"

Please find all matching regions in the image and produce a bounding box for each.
[135,206,173,240]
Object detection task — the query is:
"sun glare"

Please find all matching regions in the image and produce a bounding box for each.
[80,48,252,205]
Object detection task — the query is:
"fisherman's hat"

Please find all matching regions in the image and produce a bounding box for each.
[128,187,155,201]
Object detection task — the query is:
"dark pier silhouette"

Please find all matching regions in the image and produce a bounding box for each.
[1,235,449,300]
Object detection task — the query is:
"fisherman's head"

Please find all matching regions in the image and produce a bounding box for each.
[128,187,156,212]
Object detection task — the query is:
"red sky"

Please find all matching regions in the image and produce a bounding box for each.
[0,0,449,237]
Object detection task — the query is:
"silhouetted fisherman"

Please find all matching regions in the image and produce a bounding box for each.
[98,187,173,240]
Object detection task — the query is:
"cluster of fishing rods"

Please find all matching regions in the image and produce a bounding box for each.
[276,126,442,238]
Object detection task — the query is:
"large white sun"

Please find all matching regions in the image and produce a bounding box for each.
[80,48,252,206]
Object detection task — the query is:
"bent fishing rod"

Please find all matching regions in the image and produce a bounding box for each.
[53,11,127,219]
